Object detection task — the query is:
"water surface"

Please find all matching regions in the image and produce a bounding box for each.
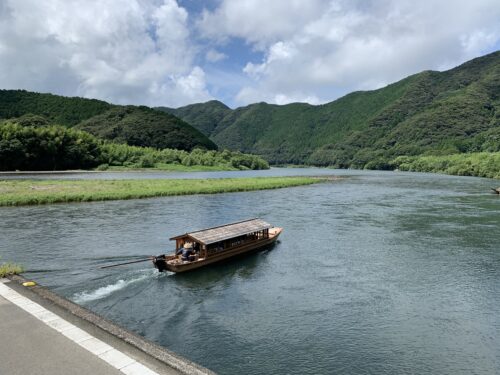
[1,169,499,374]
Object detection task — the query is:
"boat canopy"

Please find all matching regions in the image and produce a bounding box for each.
[170,218,272,245]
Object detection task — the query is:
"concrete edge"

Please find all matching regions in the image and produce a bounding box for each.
[7,275,216,375]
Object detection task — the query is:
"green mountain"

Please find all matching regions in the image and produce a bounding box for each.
[0,90,216,151]
[75,106,216,151]
[158,51,499,166]
[158,100,232,137]
[0,89,111,126]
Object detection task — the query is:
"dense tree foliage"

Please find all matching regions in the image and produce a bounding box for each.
[0,122,268,171]
[167,51,500,167]
[99,144,268,170]
[75,106,217,151]
[392,153,500,179]
[158,100,232,137]
[0,89,111,126]
[0,90,217,152]
[0,122,101,170]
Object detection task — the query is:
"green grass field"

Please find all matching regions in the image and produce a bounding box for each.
[0,176,326,206]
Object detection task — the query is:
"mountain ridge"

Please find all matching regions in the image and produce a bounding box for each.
[157,50,499,166]
[0,89,217,151]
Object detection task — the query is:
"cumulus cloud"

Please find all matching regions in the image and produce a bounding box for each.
[205,49,227,63]
[199,0,500,105]
[198,0,325,48]
[1,1,499,108]
[0,0,212,107]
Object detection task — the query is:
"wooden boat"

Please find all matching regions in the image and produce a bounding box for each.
[152,218,282,273]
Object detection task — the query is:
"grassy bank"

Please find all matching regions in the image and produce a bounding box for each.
[392,152,500,179]
[0,176,325,206]
[0,262,23,277]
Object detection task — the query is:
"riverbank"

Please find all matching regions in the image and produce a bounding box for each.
[0,276,213,375]
[392,152,500,179]
[0,164,237,174]
[0,176,326,206]
[105,163,238,172]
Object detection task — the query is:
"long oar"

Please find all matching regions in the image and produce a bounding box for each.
[100,257,153,269]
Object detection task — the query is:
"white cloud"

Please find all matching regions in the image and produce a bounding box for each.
[1,1,499,108]
[200,0,500,105]
[198,0,325,48]
[205,49,227,63]
[0,0,212,107]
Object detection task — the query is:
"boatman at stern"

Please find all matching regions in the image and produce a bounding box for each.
[181,242,195,261]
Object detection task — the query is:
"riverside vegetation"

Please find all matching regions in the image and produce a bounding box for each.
[393,152,500,179]
[0,258,24,277]
[0,122,269,171]
[0,177,324,206]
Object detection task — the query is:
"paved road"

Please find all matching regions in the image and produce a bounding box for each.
[0,279,192,375]
[0,294,123,375]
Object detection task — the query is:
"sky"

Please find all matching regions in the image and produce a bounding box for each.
[0,0,499,108]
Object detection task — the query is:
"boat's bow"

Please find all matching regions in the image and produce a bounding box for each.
[269,227,283,239]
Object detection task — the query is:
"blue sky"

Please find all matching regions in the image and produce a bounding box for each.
[0,0,499,108]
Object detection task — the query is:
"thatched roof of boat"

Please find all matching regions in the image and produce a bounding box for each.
[170,218,272,245]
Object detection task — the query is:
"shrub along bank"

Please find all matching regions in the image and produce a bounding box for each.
[0,122,269,171]
[392,152,500,179]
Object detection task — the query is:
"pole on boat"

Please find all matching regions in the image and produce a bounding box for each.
[100,257,154,269]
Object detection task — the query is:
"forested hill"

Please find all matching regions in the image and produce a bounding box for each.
[75,106,216,151]
[158,100,232,137]
[0,90,216,151]
[0,90,111,126]
[158,51,500,166]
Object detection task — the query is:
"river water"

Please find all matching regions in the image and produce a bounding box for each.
[1,168,499,374]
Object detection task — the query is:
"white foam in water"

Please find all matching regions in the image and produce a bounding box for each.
[72,273,150,303]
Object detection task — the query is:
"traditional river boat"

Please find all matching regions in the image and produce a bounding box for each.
[152,218,282,273]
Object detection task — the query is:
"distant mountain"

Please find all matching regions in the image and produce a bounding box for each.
[0,90,216,151]
[158,51,499,166]
[158,100,232,137]
[76,105,216,151]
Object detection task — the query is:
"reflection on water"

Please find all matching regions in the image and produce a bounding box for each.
[1,169,499,375]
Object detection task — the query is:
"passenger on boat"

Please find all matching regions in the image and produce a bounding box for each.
[181,242,194,261]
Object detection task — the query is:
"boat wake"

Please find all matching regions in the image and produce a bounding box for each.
[72,272,152,303]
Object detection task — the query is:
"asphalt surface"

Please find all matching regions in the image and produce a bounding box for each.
[0,278,205,375]
[0,294,123,375]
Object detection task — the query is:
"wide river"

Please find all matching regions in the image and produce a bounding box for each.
[1,168,499,374]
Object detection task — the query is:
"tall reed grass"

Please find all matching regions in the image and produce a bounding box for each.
[0,177,324,206]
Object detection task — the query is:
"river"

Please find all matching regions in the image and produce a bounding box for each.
[1,168,499,374]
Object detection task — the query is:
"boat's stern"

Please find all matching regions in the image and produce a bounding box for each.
[152,254,176,272]
[152,255,167,272]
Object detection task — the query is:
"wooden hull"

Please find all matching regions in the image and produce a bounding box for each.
[155,227,282,273]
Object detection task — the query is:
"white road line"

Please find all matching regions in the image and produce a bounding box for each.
[0,280,161,375]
